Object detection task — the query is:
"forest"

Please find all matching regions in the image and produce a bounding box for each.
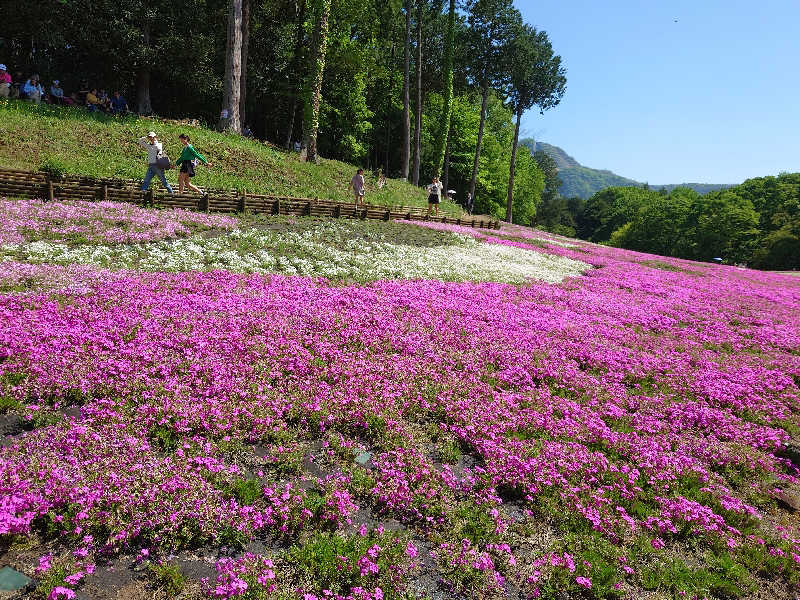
[0,0,566,223]
[534,165,800,270]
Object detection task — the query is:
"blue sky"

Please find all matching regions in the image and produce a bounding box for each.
[514,0,799,184]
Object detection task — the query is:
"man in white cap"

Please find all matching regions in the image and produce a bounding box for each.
[0,65,11,98]
[138,132,173,194]
[50,80,65,104]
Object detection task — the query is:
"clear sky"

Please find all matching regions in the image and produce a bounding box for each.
[514,0,799,185]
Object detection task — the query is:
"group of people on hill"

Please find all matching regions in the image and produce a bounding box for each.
[0,64,130,114]
[139,131,212,195]
[348,169,463,217]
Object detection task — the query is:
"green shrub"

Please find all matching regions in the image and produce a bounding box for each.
[148,562,186,598]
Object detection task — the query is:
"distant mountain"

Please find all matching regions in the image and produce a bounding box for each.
[521,139,734,199]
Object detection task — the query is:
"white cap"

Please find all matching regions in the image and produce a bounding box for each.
[147,131,157,138]
[0,64,6,70]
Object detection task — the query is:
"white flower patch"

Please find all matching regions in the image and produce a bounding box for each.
[1,222,590,284]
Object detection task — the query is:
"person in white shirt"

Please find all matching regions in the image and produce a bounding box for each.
[426,176,443,216]
[138,132,173,194]
[348,168,366,207]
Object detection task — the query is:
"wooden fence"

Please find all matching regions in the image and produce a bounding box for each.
[0,167,500,229]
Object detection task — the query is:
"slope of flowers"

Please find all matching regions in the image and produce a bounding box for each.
[0,215,590,284]
[0,204,799,598]
[0,198,237,245]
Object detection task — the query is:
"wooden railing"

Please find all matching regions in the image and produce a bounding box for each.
[0,167,500,229]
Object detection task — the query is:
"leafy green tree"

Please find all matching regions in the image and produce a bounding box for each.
[610,189,696,256]
[684,191,760,264]
[464,0,519,203]
[505,25,565,223]
[582,186,662,243]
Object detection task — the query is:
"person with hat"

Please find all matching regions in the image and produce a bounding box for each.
[0,65,11,98]
[138,132,174,194]
[49,80,70,105]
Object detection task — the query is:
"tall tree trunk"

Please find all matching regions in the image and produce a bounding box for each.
[505,106,522,223]
[469,84,489,201]
[442,132,450,198]
[239,0,250,125]
[219,0,243,132]
[400,0,411,180]
[411,0,423,186]
[135,23,153,115]
[384,34,396,175]
[432,0,455,176]
[284,0,307,148]
[304,0,331,163]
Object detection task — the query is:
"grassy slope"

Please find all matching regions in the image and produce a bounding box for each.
[0,100,463,215]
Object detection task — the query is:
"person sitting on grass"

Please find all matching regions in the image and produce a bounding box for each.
[22,74,44,104]
[348,168,366,208]
[86,88,104,112]
[49,80,72,105]
[175,133,213,195]
[97,89,111,110]
[0,64,11,98]
[110,91,129,115]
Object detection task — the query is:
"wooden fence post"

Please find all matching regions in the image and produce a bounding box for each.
[103,184,109,202]
[47,178,54,202]
[334,204,341,218]
[145,189,153,207]
[238,190,247,213]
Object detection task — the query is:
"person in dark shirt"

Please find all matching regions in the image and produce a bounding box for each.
[110,91,129,115]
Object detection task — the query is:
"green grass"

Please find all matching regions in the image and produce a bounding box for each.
[0,99,464,215]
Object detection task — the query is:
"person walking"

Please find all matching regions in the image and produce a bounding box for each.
[175,133,212,195]
[348,168,366,207]
[426,176,443,217]
[138,131,173,194]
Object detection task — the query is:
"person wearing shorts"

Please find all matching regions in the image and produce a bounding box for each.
[348,168,366,207]
[175,133,213,195]
[426,176,443,216]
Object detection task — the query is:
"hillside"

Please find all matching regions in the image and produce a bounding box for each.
[2,200,800,599]
[0,100,463,215]
[521,138,734,198]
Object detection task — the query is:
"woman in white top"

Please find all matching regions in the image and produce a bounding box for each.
[426,176,443,216]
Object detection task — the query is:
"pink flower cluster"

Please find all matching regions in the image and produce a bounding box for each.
[0,198,236,245]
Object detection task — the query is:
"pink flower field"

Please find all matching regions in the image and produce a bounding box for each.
[0,198,237,245]
[1,203,799,599]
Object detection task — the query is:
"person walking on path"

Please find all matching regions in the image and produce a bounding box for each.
[348,168,366,208]
[175,134,213,195]
[426,176,443,217]
[138,131,174,194]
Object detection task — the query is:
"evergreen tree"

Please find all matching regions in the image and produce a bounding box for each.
[505,25,565,223]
